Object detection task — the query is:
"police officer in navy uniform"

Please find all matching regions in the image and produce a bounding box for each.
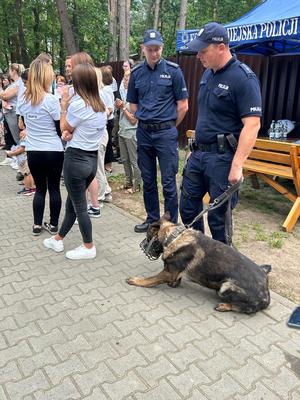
[127,29,189,232]
[180,22,262,244]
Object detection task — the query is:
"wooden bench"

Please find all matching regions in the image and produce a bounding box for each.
[185,131,300,232]
[244,138,300,232]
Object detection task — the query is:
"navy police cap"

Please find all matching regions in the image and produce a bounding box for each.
[143,29,164,46]
[187,22,229,52]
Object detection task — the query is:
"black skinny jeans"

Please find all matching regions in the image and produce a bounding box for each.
[27,151,64,226]
[59,147,98,244]
[104,118,115,165]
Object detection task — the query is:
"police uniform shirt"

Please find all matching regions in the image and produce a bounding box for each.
[196,57,262,144]
[66,94,107,151]
[18,93,64,152]
[126,59,188,123]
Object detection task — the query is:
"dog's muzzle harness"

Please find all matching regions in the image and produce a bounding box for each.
[140,180,242,260]
[140,236,162,260]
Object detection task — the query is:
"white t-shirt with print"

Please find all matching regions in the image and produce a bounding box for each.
[66,95,107,151]
[18,93,63,152]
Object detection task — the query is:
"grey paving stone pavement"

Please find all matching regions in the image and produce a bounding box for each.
[0,156,300,400]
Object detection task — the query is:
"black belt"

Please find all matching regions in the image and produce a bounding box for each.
[138,120,176,132]
[192,141,231,154]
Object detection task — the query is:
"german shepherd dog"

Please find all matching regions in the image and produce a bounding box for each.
[127,213,271,314]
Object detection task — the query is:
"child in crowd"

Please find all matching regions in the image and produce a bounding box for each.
[55,75,66,99]
[0,110,4,147]
[5,129,35,196]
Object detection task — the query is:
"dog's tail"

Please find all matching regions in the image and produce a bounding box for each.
[260,264,272,274]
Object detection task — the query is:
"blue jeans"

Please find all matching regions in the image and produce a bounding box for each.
[59,147,97,243]
[179,150,238,243]
[137,125,179,223]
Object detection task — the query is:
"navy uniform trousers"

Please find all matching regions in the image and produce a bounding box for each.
[179,149,238,244]
[136,125,179,223]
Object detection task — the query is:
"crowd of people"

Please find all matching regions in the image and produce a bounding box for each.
[0,51,142,260]
[0,22,262,259]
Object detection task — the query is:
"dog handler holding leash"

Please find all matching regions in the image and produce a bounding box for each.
[180,22,262,245]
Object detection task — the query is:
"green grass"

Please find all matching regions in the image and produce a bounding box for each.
[249,222,287,248]
[107,173,125,184]
[239,176,293,217]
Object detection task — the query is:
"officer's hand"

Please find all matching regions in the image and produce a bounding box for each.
[228,166,243,185]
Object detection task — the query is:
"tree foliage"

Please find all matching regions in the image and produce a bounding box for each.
[0,0,260,71]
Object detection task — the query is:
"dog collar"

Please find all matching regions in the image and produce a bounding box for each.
[163,225,186,247]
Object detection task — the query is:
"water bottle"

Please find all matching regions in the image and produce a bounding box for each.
[282,121,288,140]
[274,121,282,140]
[269,120,275,140]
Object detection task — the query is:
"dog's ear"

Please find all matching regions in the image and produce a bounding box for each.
[161,211,171,222]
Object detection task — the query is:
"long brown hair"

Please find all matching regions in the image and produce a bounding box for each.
[24,59,53,105]
[72,63,105,113]
[71,52,94,68]
[100,66,113,85]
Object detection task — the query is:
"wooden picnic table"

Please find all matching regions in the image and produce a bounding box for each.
[185,131,300,232]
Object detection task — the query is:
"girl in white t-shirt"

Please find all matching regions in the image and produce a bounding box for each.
[19,60,64,236]
[0,63,24,145]
[100,66,115,173]
[43,63,107,260]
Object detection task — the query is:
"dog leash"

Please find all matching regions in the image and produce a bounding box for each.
[185,179,242,229]
[140,179,242,260]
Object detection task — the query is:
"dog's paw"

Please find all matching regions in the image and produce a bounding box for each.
[167,278,182,288]
[126,277,139,286]
[215,303,233,312]
[125,276,159,287]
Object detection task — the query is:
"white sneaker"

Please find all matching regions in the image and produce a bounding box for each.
[43,236,64,252]
[11,163,19,170]
[0,158,12,166]
[65,245,96,260]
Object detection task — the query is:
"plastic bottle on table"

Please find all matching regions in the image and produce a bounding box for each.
[269,120,275,140]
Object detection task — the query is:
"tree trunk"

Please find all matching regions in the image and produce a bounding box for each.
[153,0,160,30]
[178,0,187,30]
[145,0,153,30]
[108,0,118,61]
[3,7,12,64]
[126,0,130,56]
[213,0,218,21]
[118,0,128,60]
[59,29,64,74]
[32,7,40,57]
[72,0,80,50]
[11,35,20,62]
[55,0,78,55]
[15,0,29,65]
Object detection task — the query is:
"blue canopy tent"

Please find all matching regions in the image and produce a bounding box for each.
[224,0,300,55]
[176,0,300,56]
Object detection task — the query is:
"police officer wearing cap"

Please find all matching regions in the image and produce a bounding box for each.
[127,29,189,233]
[180,22,262,244]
